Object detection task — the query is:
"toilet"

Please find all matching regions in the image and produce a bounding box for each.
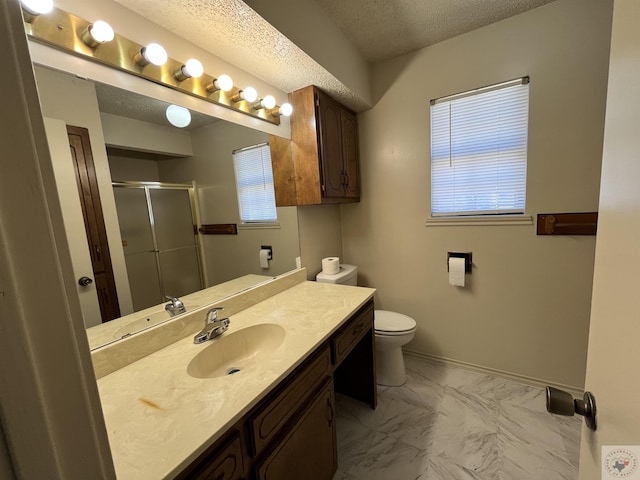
[315,264,417,387]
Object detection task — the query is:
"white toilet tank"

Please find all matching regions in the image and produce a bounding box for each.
[315,264,358,286]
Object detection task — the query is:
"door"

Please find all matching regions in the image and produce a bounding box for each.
[149,188,202,298]
[341,108,360,199]
[43,118,103,327]
[316,90,345,199]
[579,0,640,477]
[67,125,120,322]
[113,184,202,310]
[113,186,162,311]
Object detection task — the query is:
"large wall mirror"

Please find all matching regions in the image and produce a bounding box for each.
[33,65,300,351]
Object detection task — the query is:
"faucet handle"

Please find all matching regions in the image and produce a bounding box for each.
[205,307,224,324]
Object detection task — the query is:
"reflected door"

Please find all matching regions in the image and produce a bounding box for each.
[114,184,202,311]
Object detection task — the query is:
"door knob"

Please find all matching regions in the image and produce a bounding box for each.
[546,386,597,431]
[78,276,93,287]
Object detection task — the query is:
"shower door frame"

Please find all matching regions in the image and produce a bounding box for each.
[112,180,205,306]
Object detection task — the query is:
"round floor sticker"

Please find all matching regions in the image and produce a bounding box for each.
[604,448,639,478]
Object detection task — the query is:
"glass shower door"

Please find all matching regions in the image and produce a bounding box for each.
[149,188,202,299]
[113,183,203,312]
[113,186,162,311]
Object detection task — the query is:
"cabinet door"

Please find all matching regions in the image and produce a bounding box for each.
[341,108,360,199]
[316,91,346,199]
[255,382,337,480]
[177,431,245,480]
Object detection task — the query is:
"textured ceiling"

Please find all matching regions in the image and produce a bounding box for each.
[113,0,367,111]
[312,0,558,63]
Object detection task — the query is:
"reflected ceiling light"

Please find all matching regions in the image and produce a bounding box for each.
[175,58,204,81]
[20,0,53,21]
[232,86,258,104]
[270,103,293,117]
[82,20,115,48]
[205,74,234,93]
[166,105,191,128]
[253,95,277,110]
[134,43,168,67]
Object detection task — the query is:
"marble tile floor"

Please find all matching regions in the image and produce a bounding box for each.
[333,355,582,480]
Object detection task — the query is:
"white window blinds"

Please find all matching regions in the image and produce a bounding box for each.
[232,143,277,223]
[430,78,530,217]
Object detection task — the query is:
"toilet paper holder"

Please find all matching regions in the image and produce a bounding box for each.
[447,252,472,273]
[261,245,273,260]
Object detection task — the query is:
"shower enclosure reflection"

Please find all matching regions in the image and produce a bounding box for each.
[113,183,202,311]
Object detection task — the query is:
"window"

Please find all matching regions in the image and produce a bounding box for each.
[232,143,277,223]
[430,77,530,217]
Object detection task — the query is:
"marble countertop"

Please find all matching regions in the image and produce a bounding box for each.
[97,280,375,479]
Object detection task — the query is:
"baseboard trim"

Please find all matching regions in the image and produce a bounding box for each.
[403,349,584,397]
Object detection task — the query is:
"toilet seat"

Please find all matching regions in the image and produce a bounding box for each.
[374,310,417,336]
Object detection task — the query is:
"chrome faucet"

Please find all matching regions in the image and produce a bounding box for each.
[193,307,230,344]
[165,295,186,317]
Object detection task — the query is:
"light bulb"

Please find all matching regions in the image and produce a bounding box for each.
[20,0,53,15]
[262,95,277,109]
[272,103,293,117]
[166,105,191,128]
[176,58,204,81]
[233,86,258,103]
[242,87,258,103]
[82,20,115,47]
[216,74,234,92]
[205,74,234,94]
[135,43,168,67]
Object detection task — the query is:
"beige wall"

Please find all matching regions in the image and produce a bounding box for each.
[159,121,300,285]
[101,113,193,156]
[34,66,135,319]
[108,155,160,182]
[341,0,613,388]
[297,205,344,280]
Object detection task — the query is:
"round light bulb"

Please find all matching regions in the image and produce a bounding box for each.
[183,58,204,78]
[166,105,191,128]
[20,0,53,15]
[142,43,168,66]
[279,103,293,116]
[262,95,277,110]
[88,20,115,44]
[241,87,258,103]
[215,74,234,92]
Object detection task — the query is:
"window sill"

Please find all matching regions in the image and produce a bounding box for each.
[425,215,533,227]
[238,222,281,230]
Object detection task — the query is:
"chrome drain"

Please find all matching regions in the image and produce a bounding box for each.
[227,368,241,375]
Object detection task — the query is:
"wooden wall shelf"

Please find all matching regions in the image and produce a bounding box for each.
[536,212,598,235]
[199,224,238,235]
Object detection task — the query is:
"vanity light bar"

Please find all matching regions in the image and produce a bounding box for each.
[23,5,290,125]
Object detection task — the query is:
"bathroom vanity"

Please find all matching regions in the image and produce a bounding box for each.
[95,272,376,479]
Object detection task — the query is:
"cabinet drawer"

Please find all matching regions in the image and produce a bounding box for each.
[178,431,244,480]
[249,345,332,455]
[332,302,374,366]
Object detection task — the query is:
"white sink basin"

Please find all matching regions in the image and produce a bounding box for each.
[187,323,286,379]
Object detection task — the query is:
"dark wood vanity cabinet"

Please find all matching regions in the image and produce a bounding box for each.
[255,381,336,480]
[273,85,360,206]
[177,300,375,480]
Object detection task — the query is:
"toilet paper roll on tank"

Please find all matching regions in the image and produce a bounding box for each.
[321,257,340,275]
